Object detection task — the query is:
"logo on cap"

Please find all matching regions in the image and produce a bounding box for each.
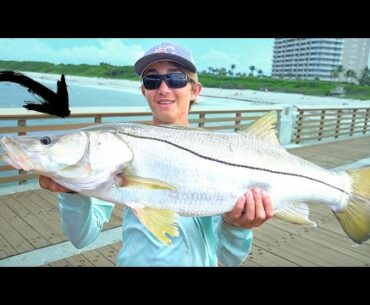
[154,44,176,54]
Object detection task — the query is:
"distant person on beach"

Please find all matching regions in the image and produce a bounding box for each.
[39,41,274,266]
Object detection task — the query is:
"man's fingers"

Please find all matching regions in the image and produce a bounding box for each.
[39,175,73,193]
[229,196,245,219]
[253,188,266,224]
[261,191,274,219]
[244,190,255,223]
[39,176,51,189]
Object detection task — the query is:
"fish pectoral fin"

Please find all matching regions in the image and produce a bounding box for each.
[132,207,179,245]
[237,111,279,145]
[275,203,317,227]
[123,175,177,191]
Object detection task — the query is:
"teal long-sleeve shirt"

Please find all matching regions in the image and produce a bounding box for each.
[58,193,253,267]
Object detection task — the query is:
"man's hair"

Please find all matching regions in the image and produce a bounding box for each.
[177,66,200,111]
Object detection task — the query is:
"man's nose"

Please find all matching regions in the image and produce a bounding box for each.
[158,79,170,94]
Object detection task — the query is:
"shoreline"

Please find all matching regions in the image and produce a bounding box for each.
[22,71,370,108]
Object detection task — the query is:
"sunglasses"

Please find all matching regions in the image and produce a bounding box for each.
[142,72,192,90]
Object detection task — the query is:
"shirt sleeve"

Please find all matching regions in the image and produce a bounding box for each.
[58,193,115,249]
[214,216,253,267]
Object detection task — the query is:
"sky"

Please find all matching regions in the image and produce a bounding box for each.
[0,38,274,76]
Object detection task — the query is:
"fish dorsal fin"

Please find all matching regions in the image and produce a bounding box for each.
[237,111,279,144]
[132,207,179,245]
[275,203,317,227]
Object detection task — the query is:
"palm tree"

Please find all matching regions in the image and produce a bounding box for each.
[219,67,227,76]
[249,65,256,77]
[345,69,356,83]
[334,65,344,82]
[359,67,370,85]
[257,69,263,77]
[230,64,236,76]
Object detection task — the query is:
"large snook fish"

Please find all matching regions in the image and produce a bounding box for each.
[1,112,370,245]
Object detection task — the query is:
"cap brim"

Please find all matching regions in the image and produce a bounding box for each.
[134,53,197,76]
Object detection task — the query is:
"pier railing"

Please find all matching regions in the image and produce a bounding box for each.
[1,104,369,186]
[293,106,370,144]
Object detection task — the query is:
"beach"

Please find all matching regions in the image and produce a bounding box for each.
[20,71,370,109]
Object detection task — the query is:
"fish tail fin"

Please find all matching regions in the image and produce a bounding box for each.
[333,167,370,244]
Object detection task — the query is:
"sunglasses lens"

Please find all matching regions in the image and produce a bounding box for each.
[143,73,189,90]
[166,73,188,88]
[143,76,161,90]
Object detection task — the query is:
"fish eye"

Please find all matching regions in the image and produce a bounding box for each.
[40,136,52,145]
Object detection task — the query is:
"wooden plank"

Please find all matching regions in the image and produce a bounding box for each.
[11,192,65,240]
[3,194,64,245]
[65,254,96,267]
[0,210,34,254]
[0,233,18,258]
[82,249,115,267]
[241,258,262,267]
[252,235,320,266]
[265,220,364,266]
[46,259,74,267]
[95,245,118,265]
[0,195,50,249]
[241,244,298,267]
[252,223,329,266]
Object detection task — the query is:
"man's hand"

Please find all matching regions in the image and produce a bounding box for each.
[223,187,273,229]
[39,175,74,193]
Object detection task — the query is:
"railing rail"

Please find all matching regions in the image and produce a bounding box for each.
[1,104,369,186]
[0,106,284,185]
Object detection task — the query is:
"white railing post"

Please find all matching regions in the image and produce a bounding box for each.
[278,106,297,145]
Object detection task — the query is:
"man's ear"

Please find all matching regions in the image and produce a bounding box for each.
[190,82,202,101]
[140,85,146,96]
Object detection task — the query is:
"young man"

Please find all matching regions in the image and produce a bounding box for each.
[40,42,273,266]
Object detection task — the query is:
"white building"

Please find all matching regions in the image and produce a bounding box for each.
[272,38,370,83]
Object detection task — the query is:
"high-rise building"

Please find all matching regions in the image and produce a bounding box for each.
[271,38,370,83]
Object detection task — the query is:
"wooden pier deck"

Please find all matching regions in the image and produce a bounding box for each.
[1,135,370,267]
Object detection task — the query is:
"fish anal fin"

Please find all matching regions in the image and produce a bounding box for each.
[275,203,317,227]
[237,111,279,144]
[132,207,179,245]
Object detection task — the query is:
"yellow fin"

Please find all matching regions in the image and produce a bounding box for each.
[132,207,179,245]
[275,203,317,227]
[237,111,279,144]
[334,167,370,244]
[125,175,177,190]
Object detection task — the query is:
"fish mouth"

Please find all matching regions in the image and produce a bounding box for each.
[0,137,34,171]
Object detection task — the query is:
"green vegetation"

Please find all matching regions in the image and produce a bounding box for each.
[1,60,370,100]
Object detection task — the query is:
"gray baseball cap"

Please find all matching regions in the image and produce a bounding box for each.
[134,42,197,76]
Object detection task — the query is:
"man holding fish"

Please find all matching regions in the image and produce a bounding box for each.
[39,42,274,266]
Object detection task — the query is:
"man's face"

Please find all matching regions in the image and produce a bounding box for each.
[141,61,201,125]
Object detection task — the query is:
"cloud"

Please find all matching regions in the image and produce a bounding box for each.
[0,39,144,66]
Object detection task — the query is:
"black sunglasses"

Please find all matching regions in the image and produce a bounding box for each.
[142,72,191,90]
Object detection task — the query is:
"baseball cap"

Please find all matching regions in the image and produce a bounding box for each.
[134,42,197,76]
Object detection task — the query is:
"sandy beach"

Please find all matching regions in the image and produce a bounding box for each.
[22,71,370,108]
